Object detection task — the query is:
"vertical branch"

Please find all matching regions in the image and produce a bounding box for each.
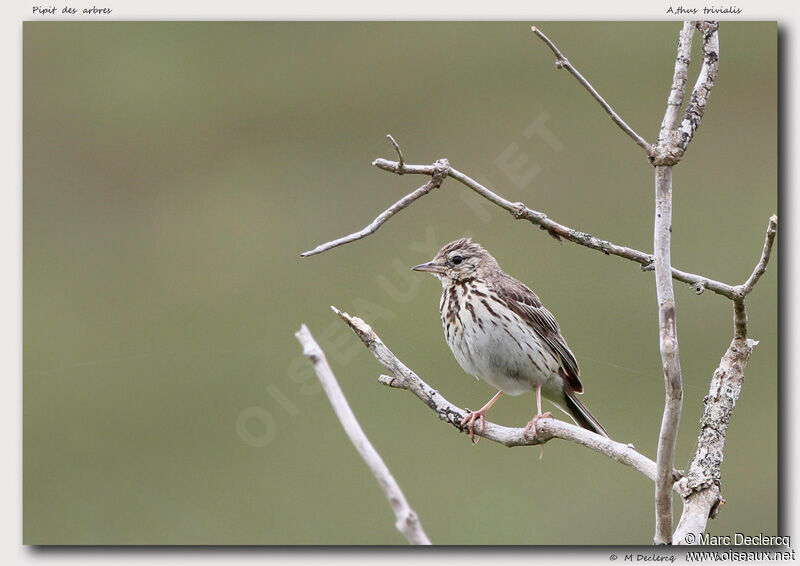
[651,20,719,544]
[653,165,684,545]
[659,22,695,142]
[678,22,720,151]
[295,325,432,545]
[733,299,748,340]
[651,21,696,545]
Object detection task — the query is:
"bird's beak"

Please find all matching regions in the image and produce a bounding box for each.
[412,261,445,274]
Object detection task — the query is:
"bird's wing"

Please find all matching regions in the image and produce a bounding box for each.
[494,274,583,393]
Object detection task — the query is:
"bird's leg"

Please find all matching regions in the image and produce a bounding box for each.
[523,384,554,441]
[461,390,503,444]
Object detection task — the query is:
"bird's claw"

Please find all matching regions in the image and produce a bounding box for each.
[523,411,554,441]
[460,410,487,444]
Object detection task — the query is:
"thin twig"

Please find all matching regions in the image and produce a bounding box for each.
[386,134,405,171]
[531,26,652,156]
[299,159,448,257]
[738,214,778,297]
[333,306,681,492]
[295,324,432,545]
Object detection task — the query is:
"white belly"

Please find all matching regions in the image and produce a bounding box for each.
[441,283,564,398]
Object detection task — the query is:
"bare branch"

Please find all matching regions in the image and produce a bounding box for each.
[674,488,721,544]
[386,134,405,170]
[733,299,748,341]
[531,26,652,156]
[332,306,680,491]
[673,333,758,544]
[738,214,778,297]
[651,21,717,545]
[653,165,684,545]
[654,21,695,165]
[295,324,431,545]
[305,154,749,300]
[299,158,449,257]
[678,22,720,152]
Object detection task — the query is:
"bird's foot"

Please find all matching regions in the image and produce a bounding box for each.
[524,412,553,460]
[523,412,554,441]
[460,409,488,444]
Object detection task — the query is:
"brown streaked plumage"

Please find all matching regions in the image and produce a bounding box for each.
[412,237,608,444]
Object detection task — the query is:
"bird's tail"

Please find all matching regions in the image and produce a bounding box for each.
[563,389,609,438]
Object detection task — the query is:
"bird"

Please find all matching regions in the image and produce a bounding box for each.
[412,237,609,444]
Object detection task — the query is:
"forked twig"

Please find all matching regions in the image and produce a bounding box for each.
[300,159,448,258]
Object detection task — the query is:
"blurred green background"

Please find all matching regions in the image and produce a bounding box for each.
[23,22,777,545]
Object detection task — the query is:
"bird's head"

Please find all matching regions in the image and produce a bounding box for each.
[412,238,499,283]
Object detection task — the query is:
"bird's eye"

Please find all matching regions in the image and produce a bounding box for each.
[451,255,463,265]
